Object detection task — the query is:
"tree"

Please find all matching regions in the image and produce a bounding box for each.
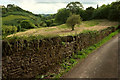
[109,1,120,21]
[97,4,99,9]
[108,9,119,21]
[7,4,15,8]
[66,14,81,31]
[40,21,47,27]
[45,19,52,27]
[92,4,110,19]
[55,8,70,24]
[66,1,83,14]
[20,20,37,29]
[2,25,17,35]
[17,25,21,32]
[85,7,95,20]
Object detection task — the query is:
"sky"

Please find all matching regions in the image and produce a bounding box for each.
[0,0,117,14]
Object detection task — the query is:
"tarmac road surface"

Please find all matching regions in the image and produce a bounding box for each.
[62,34,120,78]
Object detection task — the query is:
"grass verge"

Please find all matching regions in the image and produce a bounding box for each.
[57,29,120,78]
[36,29,119,79]
[81,20,100,27]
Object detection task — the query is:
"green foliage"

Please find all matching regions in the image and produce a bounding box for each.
[69,58,76,64]
[44,28,56,31]
[61,42,66,45]
[45,19,53,26]
[74,55,82,59]
[41,14,56,27]
[39,21,47,27]
[20,20,37,29]
[60,58,77,74]
[55,29,119,78]
[92,4,110,19]
[36,75,45,79]
[2,4,35,17]
[2,25,17,35]
[108,9,120,21]
[66,14,82,30]
[74,1,120,21]
[2,15,29,25]
[58,24,68,29]
[55,8,70,24]
[85,7,95,20]
[66,1,83,14]
[17,25,21,32]
[1,4,50,29]
[75,7,95,21]
[50,23,59,26]
[76,8,87,21]
[92,1,120,21]
[2,12,42,28]
[82,20,100,27]
[73,29,119,60]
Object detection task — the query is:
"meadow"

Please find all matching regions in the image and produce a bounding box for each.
[7,19,119,38]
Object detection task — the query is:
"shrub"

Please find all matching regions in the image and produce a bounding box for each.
[17,25,21,32]
[92,5,110,19]
[85,7,95,20]
[108,9,119,21]
[76,8,87,21]
[45,20,52,27]
[55,8,70,24]
[40,21,47,27]
[20,20,37,29]
[66,14,82,31]
[2,25,17,35]
[50,23,59,26]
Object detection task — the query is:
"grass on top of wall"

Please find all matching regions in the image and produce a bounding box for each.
[36,29,120,79]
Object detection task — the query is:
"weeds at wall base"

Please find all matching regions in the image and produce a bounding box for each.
[2,25,120,78]
[37,29,120,79]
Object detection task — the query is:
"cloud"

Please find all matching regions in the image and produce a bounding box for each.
[18,0,67,14]
[0,0,117,14]
[36,3,66,14]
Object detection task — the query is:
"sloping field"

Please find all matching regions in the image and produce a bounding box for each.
[2,13,40,26]
[2,15,30,21]
[7,19,119,38]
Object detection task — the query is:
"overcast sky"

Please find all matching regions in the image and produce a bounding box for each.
[0,0,116,14]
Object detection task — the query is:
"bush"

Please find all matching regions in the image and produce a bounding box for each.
[85,7,95,20]
[55,8,70,24]
[92,1,120,21]
[66,14,82,31]
[50,23,59,26]
[45,20,52,27]
[40,21,47,27]
[17,25,21,32]
[108,9,119,21]
[76,8,87,21]
[108,2,120,21]
[2,25,17,35]
[92,5,110,19]
[20,20,37,29]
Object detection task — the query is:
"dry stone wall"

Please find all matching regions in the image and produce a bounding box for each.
[2,26,117,78]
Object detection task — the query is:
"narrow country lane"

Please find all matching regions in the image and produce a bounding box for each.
[62,34,120,78]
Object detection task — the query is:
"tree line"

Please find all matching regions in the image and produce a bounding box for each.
[55,1,120,30]
[55,1,120,24]
[1,1,120,35]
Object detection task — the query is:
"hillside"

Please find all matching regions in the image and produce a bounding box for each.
[2,4,42,27]
[1,1,120,39]
[1,4,57,37]
[1,4,56,28]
